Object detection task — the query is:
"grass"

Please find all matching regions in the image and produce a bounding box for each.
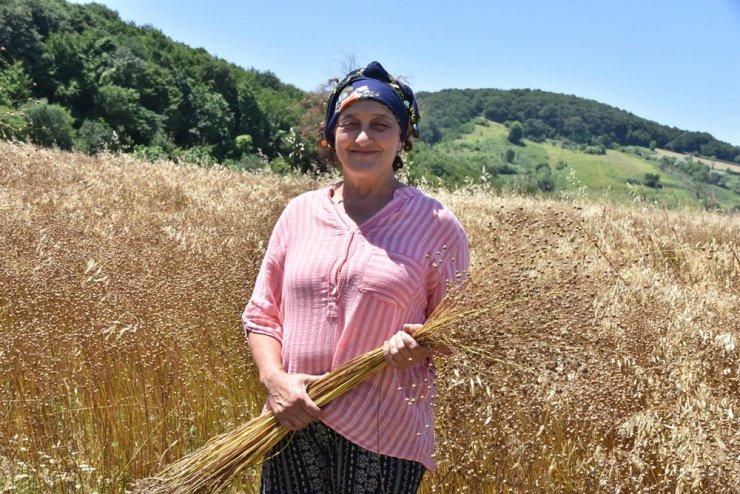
[1,141,738,493]
[420,121,739,210]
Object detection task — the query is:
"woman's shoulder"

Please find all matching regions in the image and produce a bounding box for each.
[403,187,464,227]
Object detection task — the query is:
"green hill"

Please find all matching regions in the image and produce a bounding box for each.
[416,88,740,163]
[0,0,312,168]
[406,120,739,211]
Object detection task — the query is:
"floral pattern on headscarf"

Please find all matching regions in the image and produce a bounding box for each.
[335,85,383,113]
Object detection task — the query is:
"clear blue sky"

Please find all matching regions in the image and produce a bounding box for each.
[72,0,740,147]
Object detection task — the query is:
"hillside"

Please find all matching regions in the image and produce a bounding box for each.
[0,0,312,166]
[1,141,738,492]
[406,120,740,211]
[416,88,740,162]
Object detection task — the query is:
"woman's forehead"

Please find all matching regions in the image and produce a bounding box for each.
[339,100,395,119]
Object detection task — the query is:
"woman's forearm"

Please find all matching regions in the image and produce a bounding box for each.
[247,332,284,385]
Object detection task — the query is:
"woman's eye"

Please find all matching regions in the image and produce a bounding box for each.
[372,122,391,130]
[339,122,358,130]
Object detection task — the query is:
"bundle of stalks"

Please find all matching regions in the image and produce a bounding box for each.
[137,211,596,493]
[136,262,531,493]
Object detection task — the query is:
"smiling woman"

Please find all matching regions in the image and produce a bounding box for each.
[242,61,469,493]
[334,100,403,181]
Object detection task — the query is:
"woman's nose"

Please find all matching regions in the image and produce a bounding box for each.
[355,127,372,144]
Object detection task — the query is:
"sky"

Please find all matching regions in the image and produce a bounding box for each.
[70,0,740,147]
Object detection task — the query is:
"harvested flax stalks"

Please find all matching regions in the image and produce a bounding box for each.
[138,212,595,493]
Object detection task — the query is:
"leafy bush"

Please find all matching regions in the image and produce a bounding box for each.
[0,105,30,140]
[132,144,169,162]
[75,119,116,154]
[504,148,516,163]
[582,145,606,155]
[20,99,74,149]
[172,145,217,166]
[495,163,517,175]
[507,121,523,144]
[642,173,662,188]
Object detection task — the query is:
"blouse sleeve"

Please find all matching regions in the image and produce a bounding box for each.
[241,205,291,344]
[425,207,470,318]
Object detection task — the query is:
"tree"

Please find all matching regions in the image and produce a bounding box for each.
[522,118,550,142]
[626,128,651,147]
[420,120,442,144]
[563,116,589,142]
[0,2,44,69]
[0,60,33,107]
[534,162,554,192]
[642,173,662,189]
[236,82,269,152]
[96,84,160,145]
[75,118,115,154]
[21,98,75,149]
[508,120,523,144]
[504,148,516,163]
[184,83,233,148]
[42,31,96,115]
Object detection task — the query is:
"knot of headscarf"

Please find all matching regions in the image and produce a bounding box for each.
[323,61,420,147]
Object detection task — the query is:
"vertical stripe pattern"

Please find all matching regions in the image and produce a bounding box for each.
[243,185,470,471]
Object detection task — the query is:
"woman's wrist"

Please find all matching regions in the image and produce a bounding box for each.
[260,367,286,389]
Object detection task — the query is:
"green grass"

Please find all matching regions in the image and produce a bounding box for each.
[413,120,739,211]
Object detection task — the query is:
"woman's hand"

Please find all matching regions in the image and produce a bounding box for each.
[263,370,323,431]
[383,324,431,369]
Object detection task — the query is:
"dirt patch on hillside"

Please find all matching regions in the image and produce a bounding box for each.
[655,148,740,173]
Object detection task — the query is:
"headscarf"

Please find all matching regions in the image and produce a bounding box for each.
[323,61,420,147]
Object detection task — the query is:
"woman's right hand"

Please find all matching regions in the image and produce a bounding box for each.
[263,370,323,431]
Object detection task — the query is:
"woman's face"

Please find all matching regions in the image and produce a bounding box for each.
[333,100,403,180]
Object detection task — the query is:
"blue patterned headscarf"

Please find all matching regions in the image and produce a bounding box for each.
[324,61,420,147]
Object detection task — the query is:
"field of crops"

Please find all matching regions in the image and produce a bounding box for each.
[1,141,738,493]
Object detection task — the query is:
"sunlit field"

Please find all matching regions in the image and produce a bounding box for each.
[1,141,738,493]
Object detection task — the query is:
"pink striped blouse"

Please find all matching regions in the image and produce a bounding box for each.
[242,184,469,470]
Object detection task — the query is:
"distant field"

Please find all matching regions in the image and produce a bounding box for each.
[1,141,737,493]
[655,148,740,173]
[439,121,739,210]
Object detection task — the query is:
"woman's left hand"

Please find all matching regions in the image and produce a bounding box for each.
[383,324,431,369]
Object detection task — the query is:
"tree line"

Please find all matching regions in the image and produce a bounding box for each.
[0,0,318,170]
[416,89,740,163]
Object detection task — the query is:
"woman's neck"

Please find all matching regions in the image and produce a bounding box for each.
[337,173,400,201]
[332,175,404,228]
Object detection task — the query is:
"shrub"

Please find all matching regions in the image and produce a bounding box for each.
[75,119,116,154]
[642,173,662,188]
[507,121,524,144]
[0,104,30,140]
[132,145,169,162]
[20,99,75,150]
[504,148,516,163]
[582,145,606,155]
[172,145,217,166]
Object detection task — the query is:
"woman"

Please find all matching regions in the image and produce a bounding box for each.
[242,61,469,494]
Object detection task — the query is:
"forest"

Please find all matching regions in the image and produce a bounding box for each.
[417,88,740,162]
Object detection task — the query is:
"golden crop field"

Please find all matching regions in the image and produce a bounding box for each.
[1,141,738,493]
